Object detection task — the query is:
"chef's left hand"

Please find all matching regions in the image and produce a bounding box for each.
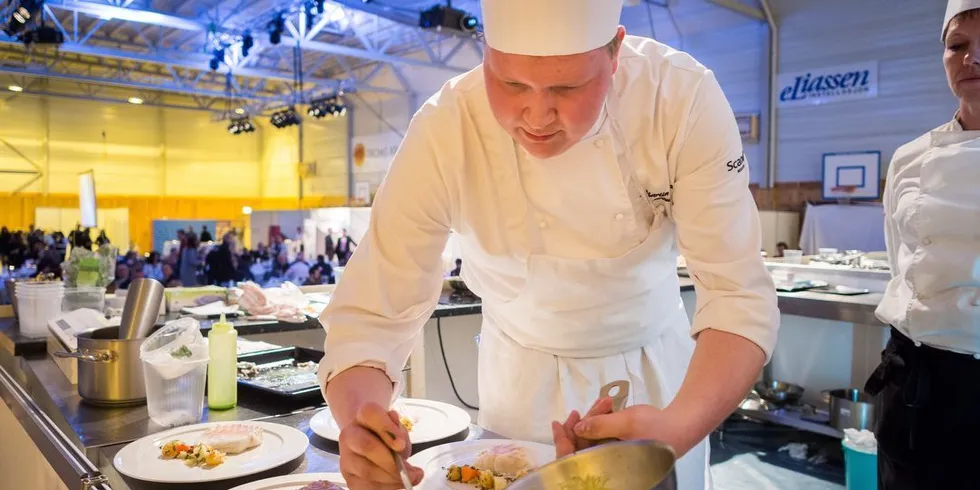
[570,400,699,457]
[551,397,615,458]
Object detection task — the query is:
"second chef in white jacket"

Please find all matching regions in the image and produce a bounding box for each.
[319,1,779,489]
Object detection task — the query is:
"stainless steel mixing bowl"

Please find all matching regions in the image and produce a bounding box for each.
[509,440,677,490]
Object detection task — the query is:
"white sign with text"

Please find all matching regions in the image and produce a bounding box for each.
[778,61,878,107]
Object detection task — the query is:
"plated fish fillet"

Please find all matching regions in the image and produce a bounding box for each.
[200,424,264,454]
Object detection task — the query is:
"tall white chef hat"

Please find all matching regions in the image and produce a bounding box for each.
[944,0,980,41]
[481,0,625,56]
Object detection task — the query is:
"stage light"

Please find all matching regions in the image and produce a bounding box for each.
[270,107,300,129]
[228,117,256,135]
[128,97,144,104]
[267,13,284,45]
[7,85,23,92]
[241,33,253,57]
[419,4,479,33]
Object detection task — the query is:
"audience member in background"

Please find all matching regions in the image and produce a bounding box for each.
[161,263,180,287]
[107,263,130,293]
[199,226,213,243]
[142,251,164,282]
[305,267,324,286]
[450,258,463,277]
[335,229,356,266]
[165,248,179,267]
[310,255,334,284]
[96,229,110,246]
[175,229,187,270]
[5,232,26,269]
[53,232,68,262]
[35,246,63,279]
[271,252,289,278]
[0,227,9,261]
[206,233,237,286]
[324,228,335,263]
[128,267,145,287]
[123,251,140,267]
[285,252,311,285]
[235,250,255,283]
[255,242,269,261]
[270,235,286,261]
[30,241,44,262]
[180,234,202,287]
[775,242,788,258]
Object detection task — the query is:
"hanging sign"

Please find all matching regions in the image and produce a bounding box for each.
[778,61,878,107]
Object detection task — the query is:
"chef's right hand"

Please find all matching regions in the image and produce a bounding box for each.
[338,402,424,489]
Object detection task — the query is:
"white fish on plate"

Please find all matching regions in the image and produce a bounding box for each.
[473,444,532,478]
[201,423,264,454]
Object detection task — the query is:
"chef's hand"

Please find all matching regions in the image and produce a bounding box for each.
[338,402,424,490]
[551,397,615,458]
[571,403,697,457]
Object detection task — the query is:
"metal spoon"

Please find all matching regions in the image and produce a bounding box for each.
[385,429,414,490]
[595,379,630,445]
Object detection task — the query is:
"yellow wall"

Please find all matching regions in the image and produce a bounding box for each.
[0,88,351,251]
[0,90,349,199]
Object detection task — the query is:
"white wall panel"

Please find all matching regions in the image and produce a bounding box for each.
[773,0,957,182]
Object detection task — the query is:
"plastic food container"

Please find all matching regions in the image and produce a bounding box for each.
[783,249,804,264]
[140,319,209,428]
[15,282,66,337]
[62,287,106,314]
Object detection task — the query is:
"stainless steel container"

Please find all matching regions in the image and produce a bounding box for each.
[5,278,18,318]
[118,278,164,339]
[826,388,875,431]
[54,326,146,406]
[510,440,678,490]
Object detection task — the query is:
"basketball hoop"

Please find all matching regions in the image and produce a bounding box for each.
[831,185,857,204]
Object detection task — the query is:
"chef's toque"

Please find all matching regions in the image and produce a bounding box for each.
[944,0,980,41]
[481,0,625,56]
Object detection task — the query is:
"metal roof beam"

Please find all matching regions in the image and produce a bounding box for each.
[46,0,205,31]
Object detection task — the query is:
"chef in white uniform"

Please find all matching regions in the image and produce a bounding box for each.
[319,1,779,489]
[864,2,980,488]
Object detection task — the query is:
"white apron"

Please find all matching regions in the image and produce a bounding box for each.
[469,97,711,490]
[900,129,980,343]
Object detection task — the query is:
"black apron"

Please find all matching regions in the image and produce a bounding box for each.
[864,327,980,490]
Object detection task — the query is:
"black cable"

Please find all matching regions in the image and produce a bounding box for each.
[436,317,479,410]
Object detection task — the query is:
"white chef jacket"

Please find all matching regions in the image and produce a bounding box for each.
[319,35,778,391]
[876,117,980,356]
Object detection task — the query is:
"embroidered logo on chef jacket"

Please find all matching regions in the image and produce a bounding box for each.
[646,186,672,203]
[726,153,747,174]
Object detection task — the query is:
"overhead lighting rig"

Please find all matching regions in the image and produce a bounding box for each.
[267,12,284,45]
[419,2,479,34]
[206,27,255,71]
[228,117,256,134]
[307,96,347,119]
[4,0,64,46]
[270,107,301,129]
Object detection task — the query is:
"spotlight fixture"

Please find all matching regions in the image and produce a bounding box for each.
[228,117,256,134]
[419,4,479,33]
[209,47,225,71]
[307,97,347,119]
[128,97,144,104]
[267,13,284,45]
[235,107,245,115]
[270,107,300,129]
[3,0,42,37]
[241,32,254,57]
[7,85,23,92]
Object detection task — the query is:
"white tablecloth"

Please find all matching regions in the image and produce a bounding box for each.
[798,203,886,255]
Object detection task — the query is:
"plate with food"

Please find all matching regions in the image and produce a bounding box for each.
[228,472,347,490]
[408,439,555,490]
[113,421,309,483]
[309,398,471,445]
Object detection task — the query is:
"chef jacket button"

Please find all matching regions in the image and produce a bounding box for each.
[922,237,932,246]
[594,139,604,149]
[615,213,624,220]
[914,341,922,347]
[974,354,980,360]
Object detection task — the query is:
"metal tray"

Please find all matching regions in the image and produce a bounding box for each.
[237,347,325,403]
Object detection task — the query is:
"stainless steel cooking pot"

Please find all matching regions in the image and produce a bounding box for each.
[509,440,677,490]
[54,326,146,406]
[825,388,875,431]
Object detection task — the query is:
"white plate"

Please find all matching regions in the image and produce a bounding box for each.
[408,439,555,490]
[228,472,347,490]
[113,421,309,484]
[309,398,472,445]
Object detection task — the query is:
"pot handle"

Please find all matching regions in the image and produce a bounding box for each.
[54,349,117,363]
